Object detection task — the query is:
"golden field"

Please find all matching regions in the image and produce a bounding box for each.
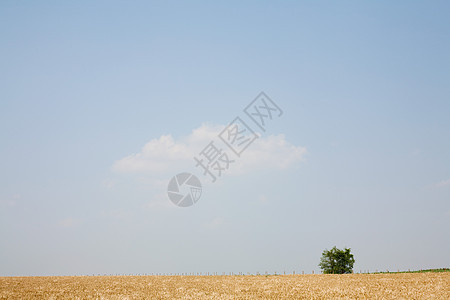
[1,273,449,299]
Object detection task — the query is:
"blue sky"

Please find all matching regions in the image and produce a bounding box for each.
[1,1,449,276]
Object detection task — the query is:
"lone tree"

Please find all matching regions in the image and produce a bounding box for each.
[319,246,355,274]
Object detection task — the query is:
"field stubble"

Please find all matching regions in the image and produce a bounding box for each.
[0,273,449,299]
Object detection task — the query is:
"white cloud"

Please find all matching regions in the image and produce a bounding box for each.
[144,189,178,211]
[100,209,133,221]
[204,217,225,229]
[231,134,306,174]
[258,194,268,204]
[434,179,450,188]
[409,148,421,157]
[112,135,191,173]
[59,217,81,228]
[112,123,306,177]
[101,178,116,189]
[1,194,21,208]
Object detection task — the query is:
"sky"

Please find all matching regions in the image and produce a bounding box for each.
[1,1,449,276]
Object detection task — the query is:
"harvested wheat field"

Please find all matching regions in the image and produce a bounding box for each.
[0,273,449,299]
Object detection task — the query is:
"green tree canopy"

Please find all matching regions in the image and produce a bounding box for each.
[319,246,355,274]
